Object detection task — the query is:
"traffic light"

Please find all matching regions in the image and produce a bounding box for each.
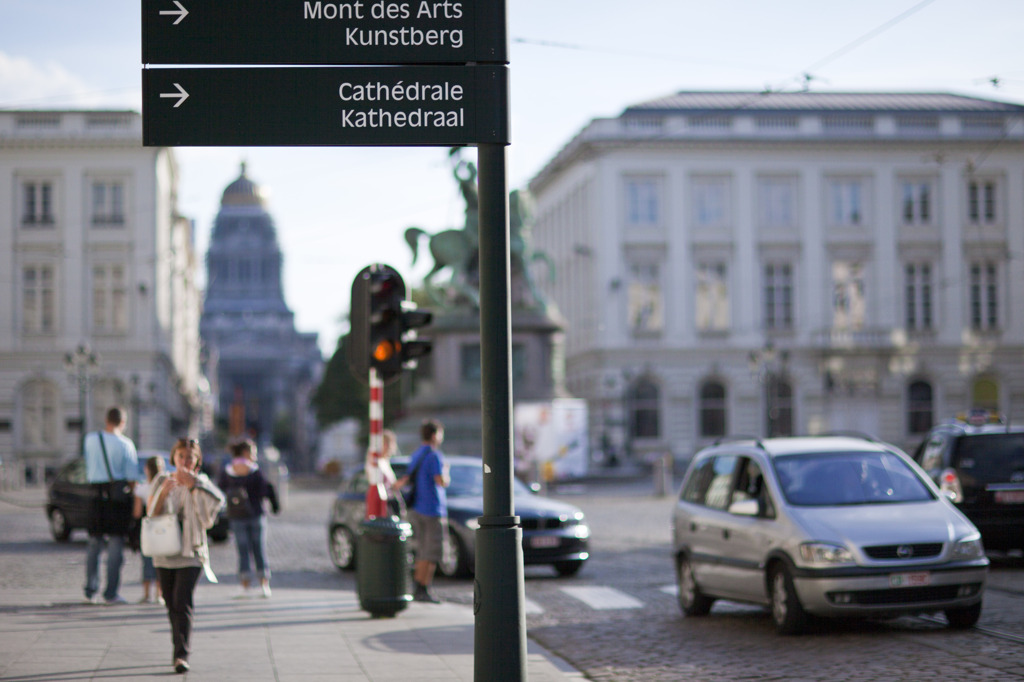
[399,303,432,369]
[348,264,432,384]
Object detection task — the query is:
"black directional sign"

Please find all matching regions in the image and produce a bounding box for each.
[142,0,507,65]
[142,65,508,146]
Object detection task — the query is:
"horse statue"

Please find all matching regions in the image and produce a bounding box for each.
[404,157,480,307]
[405,152,556,311]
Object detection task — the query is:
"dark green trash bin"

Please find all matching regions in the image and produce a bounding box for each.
[357,516,413,617]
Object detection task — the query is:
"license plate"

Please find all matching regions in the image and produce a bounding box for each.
[995,490,1024,504]
[529,535,560,549]
[889,572,930,588]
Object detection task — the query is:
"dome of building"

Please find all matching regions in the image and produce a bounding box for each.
[220,162,266,207]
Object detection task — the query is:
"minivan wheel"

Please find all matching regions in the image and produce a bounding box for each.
[770,565,809,635]
[945,602,982,629]
[49,508,71,542]
[439,528,471,578]
[676,555,713,616]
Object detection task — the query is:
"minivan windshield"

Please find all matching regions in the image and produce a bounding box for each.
[774,451,934,506]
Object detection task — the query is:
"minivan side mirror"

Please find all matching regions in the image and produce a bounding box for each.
[728,499,760,517]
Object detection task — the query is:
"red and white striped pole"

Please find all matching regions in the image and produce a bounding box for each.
[365,367,389,519]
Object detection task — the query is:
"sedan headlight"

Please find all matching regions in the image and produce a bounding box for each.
[952,535,984,560]
[799,542,855,567]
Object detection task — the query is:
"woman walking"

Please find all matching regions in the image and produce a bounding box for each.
[147,439,225,674]
[218,439,279,598]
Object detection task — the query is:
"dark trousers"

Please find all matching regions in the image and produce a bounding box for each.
[157,566,202,661]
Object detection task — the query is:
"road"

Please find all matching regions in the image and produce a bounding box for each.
[3,478,1024,680]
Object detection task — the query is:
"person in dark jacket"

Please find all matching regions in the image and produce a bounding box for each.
[217,439,279,598]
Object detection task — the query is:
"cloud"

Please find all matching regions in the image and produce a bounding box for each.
[0,51,138,109]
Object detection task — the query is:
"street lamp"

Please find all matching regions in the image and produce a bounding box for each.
[64,343,100,454]
[749,343,790,438]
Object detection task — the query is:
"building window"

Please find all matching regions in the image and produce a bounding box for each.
[21,381,59,450]
[900,180,932,225]
[763,263,793,330]
[460,344,481,384]
[629,378,660,440]
[967,180,998,224]
[92,264,128,333]
[624,177,660,227]
[21,180,55,226]
[907,380,933,435]
[757,177,796,229]
[969,261,999,330]
[972,377,999,413]
[828,179,865,226]
[22,265,56,334]
[904,263,933,331]
[831,261,866,330]
[696,262,729,332]
[91,181,125,225]
[628,262,663,335]
[699,381,727,438]
[692,177,729,228]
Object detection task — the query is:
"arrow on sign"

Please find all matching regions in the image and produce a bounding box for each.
[159,1,189,25]
[159,83,189,108]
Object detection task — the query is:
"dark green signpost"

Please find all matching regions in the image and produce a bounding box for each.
[141,1,524,679]
[143,65,508,146]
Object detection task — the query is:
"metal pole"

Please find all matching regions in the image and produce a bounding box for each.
[474,143,526,681]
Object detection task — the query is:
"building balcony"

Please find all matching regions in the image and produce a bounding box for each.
[811,327,898,350]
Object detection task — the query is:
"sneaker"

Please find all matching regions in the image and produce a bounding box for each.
[413,585,441,604]
[232,588,251,600]
[174,659,190,674]
[260,583,271,599]
[104,595,128,605]
[156,596,166,606]
[84,594,102,605]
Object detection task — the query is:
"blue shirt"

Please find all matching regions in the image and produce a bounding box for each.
[83,431,138,483]
[408,444,446,517]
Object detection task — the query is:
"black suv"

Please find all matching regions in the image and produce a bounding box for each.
[913,416,1024,551]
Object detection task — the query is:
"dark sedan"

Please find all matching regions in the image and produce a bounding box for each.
[46,456,229,543]
[328,455,590,578]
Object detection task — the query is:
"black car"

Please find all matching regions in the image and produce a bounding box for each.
[913,415,1024,551]
[327,455,590,578]
[46,456,230,543]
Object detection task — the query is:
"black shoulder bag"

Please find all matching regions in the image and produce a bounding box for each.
[97,432,134,505]
[401,456,425,510]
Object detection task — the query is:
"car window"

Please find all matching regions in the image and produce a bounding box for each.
[953,433,1024,483]
[731,458,776,519]
[63,458,88,485]
[919,435,947,471]
[348,470,369,495]
[774,451,934,506]
[681,455,738,510]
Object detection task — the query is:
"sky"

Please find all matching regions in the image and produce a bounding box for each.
[3,0,1024,357]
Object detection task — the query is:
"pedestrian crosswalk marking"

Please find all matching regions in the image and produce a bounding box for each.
[560,586,643,610]
[523,597,544,614]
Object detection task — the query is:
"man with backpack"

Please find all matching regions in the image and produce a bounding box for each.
[218,439,279,598]
[397,419,450,603]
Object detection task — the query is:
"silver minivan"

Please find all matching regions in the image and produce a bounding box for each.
[672,435,989,634]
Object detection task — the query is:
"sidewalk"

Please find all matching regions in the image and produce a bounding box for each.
[0,585,584,681]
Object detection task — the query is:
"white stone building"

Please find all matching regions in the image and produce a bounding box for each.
[0,110,204,486]
[528,91,1024,462]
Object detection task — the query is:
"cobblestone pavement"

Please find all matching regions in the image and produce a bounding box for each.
[4,478,1024,681]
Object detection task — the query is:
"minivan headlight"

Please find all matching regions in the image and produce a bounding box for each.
[952,535,984,560]
[799,542,855,567]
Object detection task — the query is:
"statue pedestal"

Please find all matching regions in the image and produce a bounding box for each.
[401,307,567,456]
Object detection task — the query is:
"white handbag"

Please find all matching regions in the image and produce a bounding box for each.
[141,514,182,557]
